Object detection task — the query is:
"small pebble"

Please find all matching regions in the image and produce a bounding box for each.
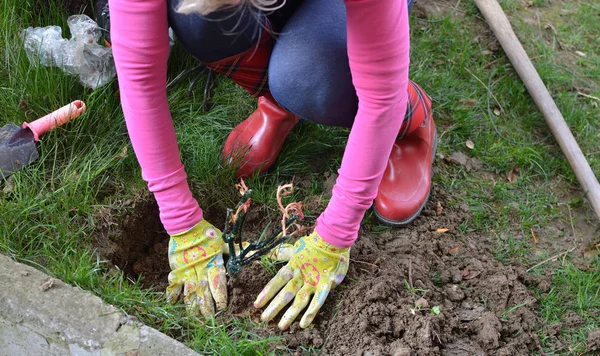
[415,297,429,309]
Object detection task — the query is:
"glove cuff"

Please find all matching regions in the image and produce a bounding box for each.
[170,219,221,241]
[306,231,350,255]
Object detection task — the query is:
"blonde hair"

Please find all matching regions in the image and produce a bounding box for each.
[176,0,285,16]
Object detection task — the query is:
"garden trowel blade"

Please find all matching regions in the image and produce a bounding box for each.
[0,123,38,179]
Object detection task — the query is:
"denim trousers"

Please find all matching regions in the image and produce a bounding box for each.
[167,0,414,128]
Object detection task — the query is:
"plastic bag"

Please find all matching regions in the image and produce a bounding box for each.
[21,15,116,89]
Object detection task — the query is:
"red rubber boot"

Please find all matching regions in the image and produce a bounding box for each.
[202,25,299,178]
[222,93,299,178]
[374,81,437,225]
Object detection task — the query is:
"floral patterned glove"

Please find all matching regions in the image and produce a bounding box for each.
[166,219,228,316]
[166,219,296,316]
[254,231,350,330]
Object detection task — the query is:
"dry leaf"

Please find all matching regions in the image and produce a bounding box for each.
[323,172,338,196]
[117,146,128,160]
[39,278,55,292]
[462,270,482,280]
[460,99,477,106]
[544,23,558,35]
[575,51,586,58]
[531,229,539,244]
[445,151,469,166]
[493,108,501,116]
[2,176,15,194]
[435,202,443,215]
[448,246,461,255]
[507,166,520,183]
[436,228,449,233]
[481,50,493,55]
[584,244,600,260]
[466,140,475,149]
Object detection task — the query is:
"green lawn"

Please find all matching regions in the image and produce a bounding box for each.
[1,0,599,354]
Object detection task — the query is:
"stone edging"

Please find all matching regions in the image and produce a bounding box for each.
[0,254,199,356]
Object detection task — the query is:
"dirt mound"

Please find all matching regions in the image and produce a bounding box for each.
[94,186,544,355]
[310,217,540,355]
[229,186,544,355]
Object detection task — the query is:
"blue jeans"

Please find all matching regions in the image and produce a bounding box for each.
[167,0,413,128]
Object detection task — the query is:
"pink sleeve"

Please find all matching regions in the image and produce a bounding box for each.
[315,0,410,247]
[109,0,202,234]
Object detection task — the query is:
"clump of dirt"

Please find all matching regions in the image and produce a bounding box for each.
[587,329,600,352]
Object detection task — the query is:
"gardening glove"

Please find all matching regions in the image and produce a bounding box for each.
[166,219,228,316]
[166,219,295,316]
[254,231,350,330]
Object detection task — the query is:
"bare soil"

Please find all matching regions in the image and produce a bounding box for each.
[93,198,171,290]
[94,185,547,355]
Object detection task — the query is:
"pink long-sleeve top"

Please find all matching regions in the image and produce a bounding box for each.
[109,0,410,248]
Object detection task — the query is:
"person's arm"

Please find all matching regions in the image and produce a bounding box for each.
[109,0,202,234]
[315,0,411,248]
[255,0,412,329]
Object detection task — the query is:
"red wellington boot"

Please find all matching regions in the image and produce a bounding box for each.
[222,93,299,178]
[200,24,299,177]
[374,81,437,226]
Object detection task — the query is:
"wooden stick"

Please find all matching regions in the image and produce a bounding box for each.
[473,0,600,220]
[526,247,576,272]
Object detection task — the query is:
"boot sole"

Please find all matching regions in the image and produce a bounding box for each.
[373,128,438,227]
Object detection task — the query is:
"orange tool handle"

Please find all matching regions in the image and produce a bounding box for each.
[22,100,86,141]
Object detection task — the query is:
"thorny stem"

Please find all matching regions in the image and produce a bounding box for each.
[238,216,297,261]
[223,180,305,275]
[276,184,304,236]
[222,208,237,267]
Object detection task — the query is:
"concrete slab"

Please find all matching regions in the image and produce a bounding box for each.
[0,254,199,356]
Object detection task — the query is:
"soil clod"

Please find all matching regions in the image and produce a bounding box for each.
[587,329,600,352]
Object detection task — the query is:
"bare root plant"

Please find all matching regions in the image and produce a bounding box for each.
[222,179,308,275]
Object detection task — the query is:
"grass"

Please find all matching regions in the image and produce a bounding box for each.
[1,0,599,354]
[538,259,600,354]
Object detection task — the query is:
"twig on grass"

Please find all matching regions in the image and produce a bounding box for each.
[567,204,576,239]
[465,67,505,113]
[464,68,518,144]
[577,92,600,102]
[526,247,576,273]
[531,229,539,244]
[408,259,414,290]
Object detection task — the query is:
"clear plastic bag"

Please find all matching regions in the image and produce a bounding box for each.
[21,15,116,89]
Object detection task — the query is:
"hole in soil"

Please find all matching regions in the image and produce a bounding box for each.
[95,199,171,290]
[94,196,280,290]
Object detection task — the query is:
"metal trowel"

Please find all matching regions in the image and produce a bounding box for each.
[0,100,86,178]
